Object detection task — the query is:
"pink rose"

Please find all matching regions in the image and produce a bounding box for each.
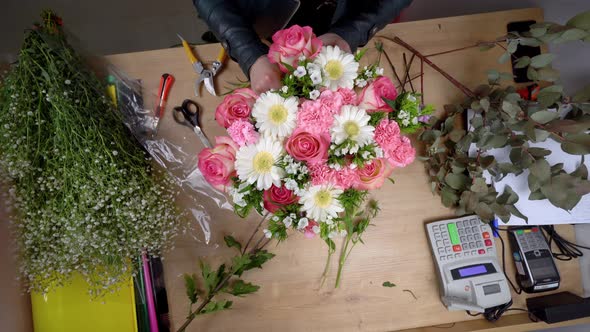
[304,220,319,238]
[227,120,259,147]
[357,77,398,112]
[285,129,330,165]
[197,136,239,191]
[263,185,298,213]
[337,88,357,105]
[353,158,393,190]
[317,90,343,115]
[215,88,257,128]
[268,25,322,73]
[386,136,416,167]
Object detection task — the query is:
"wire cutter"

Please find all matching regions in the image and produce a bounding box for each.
[177,34,226,97]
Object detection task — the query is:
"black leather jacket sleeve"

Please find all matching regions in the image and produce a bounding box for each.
[193,0,269,78]
[329,0,413,52]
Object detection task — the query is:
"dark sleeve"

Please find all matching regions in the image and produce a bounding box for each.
[193,0,268,77]
[329,0,413,51]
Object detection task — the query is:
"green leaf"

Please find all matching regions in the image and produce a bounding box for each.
[480,155,496,169]
[200,300,233,314]
[537,68,560,82]
[200,261,218,295]
[479,42,496,51]
[498,52,511,64]
[573,84,590,103]
[232,254,252,276]
[224,235,242,252]
[506,205,528,223]
[382,281,396,287]
[551,163,565,175]
[561,133,590,155]
[184,274,199,304]
[514,56,531,69]
[541,174,583,210]
[491,203,511,223]
[502,100,520,117]
[537,91,562,108]
[566,10,590,30]
[225,280,260,297]
[507,40,519,53]
[530,54,556,68]
[325,238,336,252]
[529,159,551,184]
[572,162,588,180]
[354,48,368,62]
[529,189,546,200]
[488,135,509,148]
[546,119,590,133]
[527,67,539,81]
[449,129,467,143]
[487,69,500,83]
[475,202,494,221]
[444,173,470,191]
[530,27,547,38]
[497,185,519,205]
[534,129,551,143]
[527,147,552,158]
[557,28,589,42]
[530,110,559,124]
[520,37,543,47]
[441,187,459,207]
[244,250,275,272]
[480,98,490,112]
[471,178,488,193]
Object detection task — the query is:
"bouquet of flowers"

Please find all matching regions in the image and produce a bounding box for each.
[198,25,433,287]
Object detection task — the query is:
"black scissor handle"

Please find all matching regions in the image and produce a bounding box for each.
[173,99,200,128]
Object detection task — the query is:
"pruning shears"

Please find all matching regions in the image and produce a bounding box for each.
[177,33,226,97]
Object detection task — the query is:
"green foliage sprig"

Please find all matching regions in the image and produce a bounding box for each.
[418,11,590,223]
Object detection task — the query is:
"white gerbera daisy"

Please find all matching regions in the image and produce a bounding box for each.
[300,184,344,222]
[252,92,298,139]
[314,45,359,90]
[235,137,285,190]
[331,105,374,147]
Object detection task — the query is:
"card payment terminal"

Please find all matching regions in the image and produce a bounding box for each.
[426,216,511,312]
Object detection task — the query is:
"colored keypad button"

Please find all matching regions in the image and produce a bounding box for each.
[453,245,462,252]
[482,232,490,239]
[478,249,485,255]
[524,229,531,233]
[447,223,460,245]
[516,230,524,235]
[485,239,493,246]
[532,227,539,232]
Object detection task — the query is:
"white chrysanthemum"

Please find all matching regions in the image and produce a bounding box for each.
[331,105,374,147]
[314,45,359,90]
[252,92,298,139]
[300,184,344,222]
[235,137,285,190]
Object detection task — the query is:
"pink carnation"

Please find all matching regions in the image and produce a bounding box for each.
[337,88,357,105]
[227,120,259,147]
[317,89,343,115]
[374,119,415,168]
[297,100,334,135]
[308,164,333,186]
[333,167,359,189]
[387,136,416,167]
[304,220,319,239]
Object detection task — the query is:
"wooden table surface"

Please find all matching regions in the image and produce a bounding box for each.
[107,8,584,332]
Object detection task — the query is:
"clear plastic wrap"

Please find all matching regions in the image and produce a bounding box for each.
[106,67,232,245]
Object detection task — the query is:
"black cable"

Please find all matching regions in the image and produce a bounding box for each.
[541,225,590,261]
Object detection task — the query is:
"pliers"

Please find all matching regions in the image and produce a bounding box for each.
[178,34,226,97]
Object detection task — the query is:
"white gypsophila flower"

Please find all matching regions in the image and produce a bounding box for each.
[272,215,280,221]
[289,213,296,219]
[252,92,298,139]
[112,150,119,156]
[313,225,320,234]
[355,78,367,87]
[375,67,384,76]
[300,184,343,222]
[281,86,288,93]
[310,72,322,85]
[375,147,384,158]
[283,216,293,228]
[294,66,307,78]
[407,94,417,102]
[235,137,285,190]
[402,119,410,127]
[284,178,298,190]
[297,217,309,230]
[314,45,359,90]
[65,79,71,85]
[340,230,348,237]
[299,55,307,62]
[306,62,320,74]
[331,105,374,147]
[285,162,299,174]
[412,117,419,125]
[263,229,273,238]
[309,89,320,100]
[364,70,371,77]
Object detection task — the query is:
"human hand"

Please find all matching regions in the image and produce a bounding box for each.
[318,33,351,53]
[249,56,282,95]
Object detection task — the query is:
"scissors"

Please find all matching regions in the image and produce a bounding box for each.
[177,34,226,97]
[173,99,212,148]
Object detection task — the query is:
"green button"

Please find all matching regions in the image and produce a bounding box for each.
[447,223,460,245]
[516,230,524,235]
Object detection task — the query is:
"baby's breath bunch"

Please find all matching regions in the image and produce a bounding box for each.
[0,11,183,296]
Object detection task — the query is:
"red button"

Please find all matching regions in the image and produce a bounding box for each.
[478,249,485,255]
[482,232,490,239]
[532,227,539,232]
[485,239,493,246]
[453,245,462,252]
